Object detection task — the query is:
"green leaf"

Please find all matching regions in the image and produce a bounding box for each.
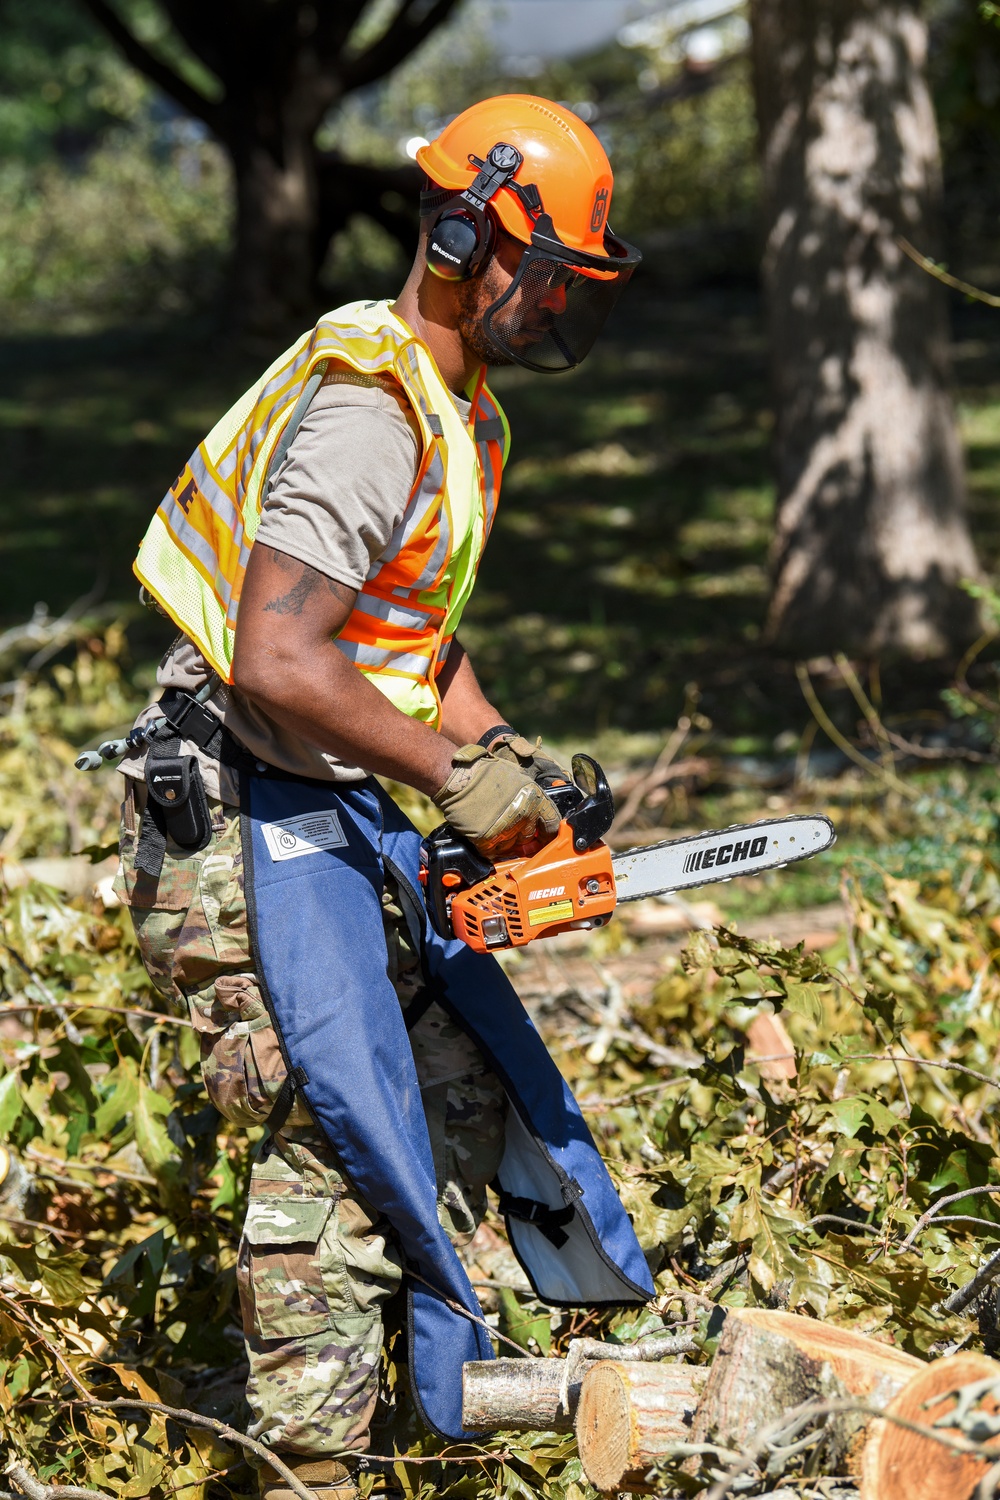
[825,1097,870,1139]
[783,981,826,1023]
[209,1149,237,1210]
[103,1229,168,1292]
[93,1058,138,1136]
[36,1249,91,1308]
[133,1079,180,1178]
[497,1287,551,1354]
[8,1358,29,1399]
[0,1072,24,1137]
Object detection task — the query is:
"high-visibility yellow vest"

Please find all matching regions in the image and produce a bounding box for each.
[134,300,509,727]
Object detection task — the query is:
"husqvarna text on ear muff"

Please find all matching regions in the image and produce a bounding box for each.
[423,142,524,281]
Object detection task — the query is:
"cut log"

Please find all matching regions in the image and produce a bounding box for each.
[860,1351,1000,1500]
[687,1309,923,1476]
[575,1361,705,1491]
[463,1359,578,1432]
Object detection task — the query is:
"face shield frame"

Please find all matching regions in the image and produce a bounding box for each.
[480,211,641,373]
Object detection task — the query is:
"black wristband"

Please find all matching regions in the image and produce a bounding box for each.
[477,722,516,749]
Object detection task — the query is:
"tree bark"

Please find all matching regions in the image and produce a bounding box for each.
[750,0,982,658]
[860,1350,1000,1500]
[462,1358,578,1432]
[687,1308,922,1475]
[575,1361,705,1492]
[231,132,324,331]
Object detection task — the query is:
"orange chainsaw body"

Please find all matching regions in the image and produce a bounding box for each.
[449,820,617,953]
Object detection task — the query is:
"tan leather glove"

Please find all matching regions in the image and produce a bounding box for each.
[490,733,572,788]
[433,743,561,859]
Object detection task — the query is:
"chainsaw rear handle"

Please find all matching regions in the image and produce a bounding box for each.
[420,754,615,941]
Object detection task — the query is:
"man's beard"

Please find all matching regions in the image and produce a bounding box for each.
[455,276,515,367]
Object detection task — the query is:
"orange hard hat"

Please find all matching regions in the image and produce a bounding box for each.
[417,94,616,260]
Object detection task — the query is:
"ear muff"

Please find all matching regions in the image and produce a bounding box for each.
[425,207,496,282]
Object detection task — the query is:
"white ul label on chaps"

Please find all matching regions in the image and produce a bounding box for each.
[262,811,348,862]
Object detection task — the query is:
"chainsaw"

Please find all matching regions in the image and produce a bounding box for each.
[419,754,836,954]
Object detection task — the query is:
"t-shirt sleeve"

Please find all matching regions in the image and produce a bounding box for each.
[255,377,420,592]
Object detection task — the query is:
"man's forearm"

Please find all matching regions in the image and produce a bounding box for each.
[234,638,457,797]
[437,640,507,746]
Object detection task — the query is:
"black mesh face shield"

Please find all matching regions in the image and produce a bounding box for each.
[481,220,641,373]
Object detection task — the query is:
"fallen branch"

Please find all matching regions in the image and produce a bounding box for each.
[24,1146,157,1189]
[0,1001,194,1030]
[943,1246,1000,1316]
[559,1330,698,1415]
[834,1053,1000,1097]
[6,1462,105,1500]
[703,1393,999,1500]
[405,1268,531,1357]
[612,716,692,830]
[32,1400,314,1500]
[795,664,918,800]
[882,727,994,766]
[898,1187,1000,1254]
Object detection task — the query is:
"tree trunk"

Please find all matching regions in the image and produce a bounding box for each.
[575,1361,705,1491]
[750,0,982,658]
[224,53,342,335]
[860,1350,1000,1500]
[231,132,322,333]
[687,1309,923,1476]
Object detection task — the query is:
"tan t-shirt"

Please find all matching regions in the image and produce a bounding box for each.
[122,373,472,802]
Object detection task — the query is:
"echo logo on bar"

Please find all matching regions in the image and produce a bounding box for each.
[683,834,768,876]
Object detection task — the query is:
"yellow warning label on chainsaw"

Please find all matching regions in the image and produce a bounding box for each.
[528,900,575,927]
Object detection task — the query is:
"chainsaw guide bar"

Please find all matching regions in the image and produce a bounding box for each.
[611,814,837,902]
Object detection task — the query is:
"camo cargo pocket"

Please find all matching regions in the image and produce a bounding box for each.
[114,779,207,913]
[239,1197,334,1340]
[196,974,305,1129]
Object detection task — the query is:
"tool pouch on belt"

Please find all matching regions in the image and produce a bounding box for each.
[136,753,212,877]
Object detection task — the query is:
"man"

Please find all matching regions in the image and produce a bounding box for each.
[116,94,651,1500]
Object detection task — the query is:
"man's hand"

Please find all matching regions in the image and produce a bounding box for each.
[433,743,561,858]
[490,733,572,788]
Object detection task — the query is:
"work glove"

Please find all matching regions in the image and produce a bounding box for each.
[490,733,572,790]
[433,743,561,860]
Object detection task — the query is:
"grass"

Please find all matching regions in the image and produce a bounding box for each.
[3,263,1000,920]
[0,269,781,730]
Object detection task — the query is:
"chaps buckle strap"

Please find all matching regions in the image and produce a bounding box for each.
[265,1065,310,1138]
[495,1188,576,1248]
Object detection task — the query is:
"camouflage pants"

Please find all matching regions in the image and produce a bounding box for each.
[115,779,507,1459]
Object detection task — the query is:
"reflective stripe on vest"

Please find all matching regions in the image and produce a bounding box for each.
[134,301,509,726]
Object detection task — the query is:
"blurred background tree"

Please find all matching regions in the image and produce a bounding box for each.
[75,0,461,331]
[750,0,981,659]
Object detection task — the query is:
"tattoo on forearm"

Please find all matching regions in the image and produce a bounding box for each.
[262,560,355,615]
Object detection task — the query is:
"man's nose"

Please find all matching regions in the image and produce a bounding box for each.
[537,283,568,315]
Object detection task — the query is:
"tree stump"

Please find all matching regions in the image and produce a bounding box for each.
[687,1309,923,1476]
[575,1361,705,1491]
[463,1359,579,1432]
[860,1351,1000,1500]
